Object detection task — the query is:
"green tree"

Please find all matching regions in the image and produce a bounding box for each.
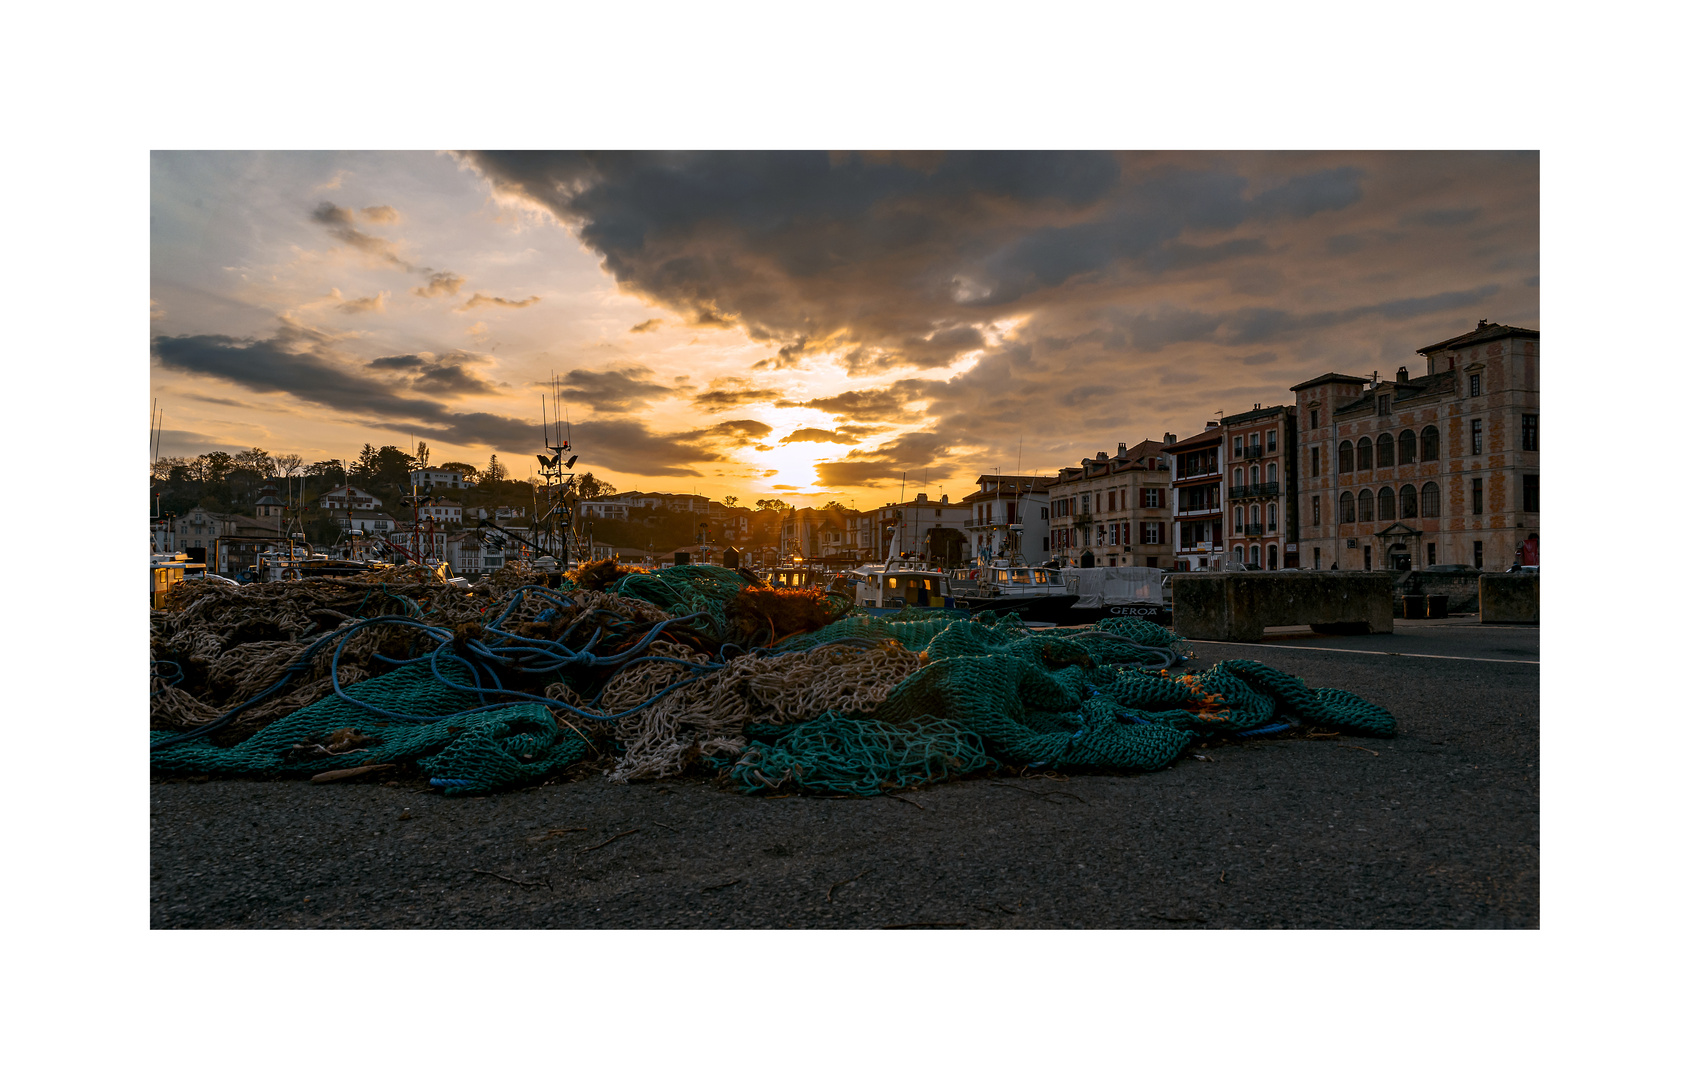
[575,472,615,500]
[306,460,347,485]
[437,461,479,480]
[722,495,738,507]
[755,498,791,513]
[482,454,508,485]
[234,446,275,476]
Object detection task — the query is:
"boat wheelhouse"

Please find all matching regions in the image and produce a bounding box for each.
[837,557,954,612]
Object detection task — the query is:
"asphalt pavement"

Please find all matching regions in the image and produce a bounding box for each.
[151,620,1538,929]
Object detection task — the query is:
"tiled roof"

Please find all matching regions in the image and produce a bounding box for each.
[1288,372,1370,392]
[1335,369,1457,416]
[1416,320,1539,355]
[1164,427,1224,451]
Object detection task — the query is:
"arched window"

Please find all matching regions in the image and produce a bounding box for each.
[1233,468,1244,488]
[1249,464,1260,486]
[1357,437,1374,471]
[1398,430,1416,465]
[1421,481,1440,518]
[1233,545,1245,562]
[1378,485,1396,520]
[1234,506,1244,532]
[1376,432,1395,467]
[1250,544,1261,565]
[1400,484,1418,518]
[1267,462,1278,484]
[1340,491,1355,523]
[1250,503,1260,525]
[1267,502,1278,531]
[1339,441,1354,472]
[1421,426,1440,461]
[1358,488,1375,522]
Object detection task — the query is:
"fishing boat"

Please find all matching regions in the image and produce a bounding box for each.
[834,556,955,612]
[949,558,1080,623]
[1062,566,1173,625]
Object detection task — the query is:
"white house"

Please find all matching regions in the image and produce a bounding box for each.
[319,486,383,511]
[409,468,469,489]
[417,499,464,524]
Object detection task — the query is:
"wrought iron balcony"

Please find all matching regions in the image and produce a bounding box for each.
[1244,524,1265,536]
[1242,445,1264,459]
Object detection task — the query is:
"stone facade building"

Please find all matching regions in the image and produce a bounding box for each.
[1220,404,1299,570]
[1293,320,1540,572]
[1047,438,1175,567]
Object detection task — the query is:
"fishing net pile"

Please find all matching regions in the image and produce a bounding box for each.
[151,564,1395,796]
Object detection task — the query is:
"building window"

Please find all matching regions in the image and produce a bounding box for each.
[1376,432,1395,468]
[1233,545,1245,562]
[1250,544,1262,565]
[1357,488,1374,522]
[1250,503,1261,526]
[1400,484,1417,518]
[1267,462,1277,484]
[1398,430,1416,465]
[1233,436,1244,456]
[1422,426,1440,461]
[1233,468,1244,488]
[1421,481,1441,518]
[1473,540,1484,568]
[1250,465,1260,486]
[1141,487,1164,508]
[1267,503,1277,532]
[1268,544,1278,570]
[1338,441,1353,473]
[1250,432,1261,449]
[1471,477,1484,515]
[1309,407,1319,429]
[1469,372,1482,397]
[1340,491,1355,523]
[1470,418,1483,455]
[1377,394,1391,415]
[1234,506,1244,532]
[1378,486,1395,520]
[1357,437,1373,471]
[1522,414,1538,451]
[1267,429,1278,452]
[1523,474,1539,513]
[1312,495,1321,526]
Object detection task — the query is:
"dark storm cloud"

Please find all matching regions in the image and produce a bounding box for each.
[445,151,1535,493]
[149,324,720,477]
[556,365,678,413]
[412,363,498,396]
[311,201,410,270]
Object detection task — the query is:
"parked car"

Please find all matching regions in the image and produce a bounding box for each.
[1505,564,1539,574]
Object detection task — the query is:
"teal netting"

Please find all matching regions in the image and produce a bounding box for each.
[151,657,591,795]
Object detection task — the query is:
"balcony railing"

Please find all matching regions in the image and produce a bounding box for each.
[1242,445,1264,459]
[1175,505,1221,518]
[1243,524,1264,536]
[1228,482,1282,500]
[1071,513,1093,526]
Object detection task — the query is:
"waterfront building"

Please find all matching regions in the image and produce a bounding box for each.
[1292,320,1539,572]
[1047,438,1175,567]
[1219,404,1299,570]
[959,475,1051,562]
[1167,425,1225,570]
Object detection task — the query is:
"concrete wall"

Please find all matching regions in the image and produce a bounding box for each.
[1395,569,1483,613]
[1172,571,1395,642]
[1479,574,1539,624]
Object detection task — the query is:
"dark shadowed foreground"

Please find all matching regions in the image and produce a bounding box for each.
[151,621,1537,929]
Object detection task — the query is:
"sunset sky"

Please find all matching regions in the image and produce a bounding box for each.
[150,151,1538,503]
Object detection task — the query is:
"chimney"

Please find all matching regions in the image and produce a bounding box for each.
[1118,442,1128,457]
[940,494,948,504]
[1164,432,1176,444]
[915,492,928,503]
[1205,420,1219,429]
[1396,365,1409,384]
[1253,403,1261,410]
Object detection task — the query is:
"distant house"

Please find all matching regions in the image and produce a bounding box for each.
[409,468,469,490]
[417,499,463,525]
[318,486,382,511]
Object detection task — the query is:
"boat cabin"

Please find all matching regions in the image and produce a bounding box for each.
[841,558,954,611]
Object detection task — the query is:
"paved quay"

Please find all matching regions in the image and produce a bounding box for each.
[151,620,1538,929]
